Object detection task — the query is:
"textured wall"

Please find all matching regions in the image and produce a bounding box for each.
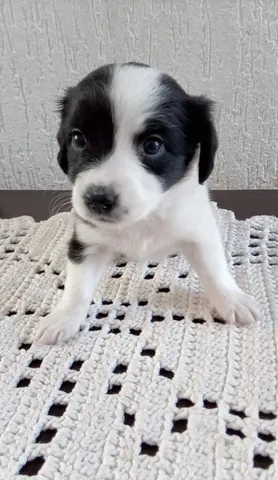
[1,0,278,190]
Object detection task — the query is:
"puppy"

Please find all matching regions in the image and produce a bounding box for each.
[36,62,259,344]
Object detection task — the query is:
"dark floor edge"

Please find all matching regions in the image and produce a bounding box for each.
[0,190,277,221]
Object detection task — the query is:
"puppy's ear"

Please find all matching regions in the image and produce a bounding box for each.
[56,127,68,174]
[185,96,218,184]
[55,88,73,175]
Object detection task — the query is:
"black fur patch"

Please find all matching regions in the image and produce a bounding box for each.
[68,232,87,264]
[183,94,218,184]
[56,65,114,182]
[134,114,188,190]
[124,61,150,68]
[132,73,217,188]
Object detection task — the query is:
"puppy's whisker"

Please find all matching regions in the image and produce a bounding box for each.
[55,204,71,215]
[52,203,71,216]
[50,198,72,216]
[49,192,68,209]
[49,193,71,216]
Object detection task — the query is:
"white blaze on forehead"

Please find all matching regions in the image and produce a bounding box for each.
[110,65,161,140]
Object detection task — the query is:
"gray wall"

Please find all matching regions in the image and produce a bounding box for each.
[1,0,278,190]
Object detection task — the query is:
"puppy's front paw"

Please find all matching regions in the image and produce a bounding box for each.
[212,289,260,326]
[36,308,85,345]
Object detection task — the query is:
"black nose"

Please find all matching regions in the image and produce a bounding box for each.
[84,186,118,215]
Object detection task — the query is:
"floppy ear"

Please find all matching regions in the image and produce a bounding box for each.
[185,96,218,184]
[56,88,74,175]
[56,127,68,174]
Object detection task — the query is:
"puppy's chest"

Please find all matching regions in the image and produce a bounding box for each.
[80,221,178,262]
[114,229,175,261]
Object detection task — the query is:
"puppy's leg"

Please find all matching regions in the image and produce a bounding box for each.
[182,212,260,325]
[36,252,110,344]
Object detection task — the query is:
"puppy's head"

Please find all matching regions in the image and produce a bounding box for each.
[57,63,217,227]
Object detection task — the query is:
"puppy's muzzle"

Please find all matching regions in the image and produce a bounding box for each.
[83,185,118,216]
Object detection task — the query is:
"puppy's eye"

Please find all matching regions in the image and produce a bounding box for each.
[71,130,86,150]
[143,137,163,155]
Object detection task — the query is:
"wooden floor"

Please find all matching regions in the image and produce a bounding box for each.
[0,190,278,221]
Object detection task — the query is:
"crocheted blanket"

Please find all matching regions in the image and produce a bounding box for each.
[0,208,278,480]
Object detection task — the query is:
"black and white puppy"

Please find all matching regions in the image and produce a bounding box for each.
[36,62,259,344]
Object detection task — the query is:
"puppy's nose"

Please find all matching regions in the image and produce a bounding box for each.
[84,186,118,215]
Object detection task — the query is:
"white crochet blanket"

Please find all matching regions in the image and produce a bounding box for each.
[0,208,278,480]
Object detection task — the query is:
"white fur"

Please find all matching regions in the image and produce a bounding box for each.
[36,65,260,344]
[36,252,111,344]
